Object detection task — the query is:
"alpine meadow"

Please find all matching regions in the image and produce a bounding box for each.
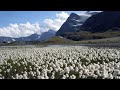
[0,11,120,79]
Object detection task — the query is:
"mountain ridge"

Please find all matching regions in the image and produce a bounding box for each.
[81,11,120,32]
[56,13,90,36]
[0,29,56,43]
[56,11,120,41]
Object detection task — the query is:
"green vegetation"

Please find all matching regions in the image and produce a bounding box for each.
[41,36,73,44]
[73,36,120,44]
[0,34,120,46]
[60,30,120,41]
[42,36,120,44]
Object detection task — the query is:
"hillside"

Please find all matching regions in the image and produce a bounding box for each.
[61,30,120,41]
[56,13,90,36]
[39,29,56,41]
[56,11,120,41]
[42,36,73,44]
[73,36,120,44]
[81,11,120,32]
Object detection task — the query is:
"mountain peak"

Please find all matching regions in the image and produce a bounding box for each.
[70,13,79,17]
[39,29,56,41]
[56,12,89,36]
[68,13,81,20]
[48,29,56,33]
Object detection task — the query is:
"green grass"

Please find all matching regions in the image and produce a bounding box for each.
[61,30,120,42]
[41,36,73,45]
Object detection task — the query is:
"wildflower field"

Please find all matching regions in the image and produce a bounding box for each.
[0,46,120,79]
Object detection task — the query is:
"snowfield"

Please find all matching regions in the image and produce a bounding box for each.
[0,46,120,79]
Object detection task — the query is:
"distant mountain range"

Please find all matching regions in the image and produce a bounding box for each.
[39,29,56,41]
[0,29,56,43]
[0,37,14,43]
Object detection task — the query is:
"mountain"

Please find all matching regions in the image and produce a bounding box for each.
[25,33,41,41]
[56,13,90,36]
[81,11,120,32]
[39,29,56,41]
[0,37,15,43]
[0,30,56,43]
[56,11,120,41]
[13,33,41,42]
[0,33,41,43]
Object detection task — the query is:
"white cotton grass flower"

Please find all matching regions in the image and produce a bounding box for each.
[0,69,2,73]
[11,76,15,79]
[6,69,10,73]
[36,70,40,76]
[44,75,49,79]
[69,66,74,71]
[54,68,59,72]
[70,74,76,79]
[23,74,28,79]
[78,64,82,70]
[66,74,69,78]
[50,75,55,79]
[65,67,70,73]
[75,67,79,72]
[40,76,45,79]
[30,71,34,76]
[101,67,109,79]
[18,75,23,79]
[62,75,66,79]
[108,73,113,79]
[0,45,120,79]
[0,77,2,79]
[37,76,41,79]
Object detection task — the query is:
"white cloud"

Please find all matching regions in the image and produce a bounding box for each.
[90,11,102,12]
[56,12,69,20]
[0,22,42,38]
[77,12,92,17]
[0,12,79,38]
[85,11,102,15]
[0,11,94,38]
[0,12,69,38]
[43,12,69,31]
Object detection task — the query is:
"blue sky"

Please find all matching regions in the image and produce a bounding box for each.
[0,11,101,37]
[0,11,85,27]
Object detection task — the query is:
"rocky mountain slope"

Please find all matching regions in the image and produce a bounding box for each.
[56,13,90,36]
[81,11,120,32]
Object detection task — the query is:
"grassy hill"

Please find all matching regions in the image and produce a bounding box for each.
[72,36,120,44]
[60,30,120,41]
[41,36,73,44]
[41,35,120,45]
